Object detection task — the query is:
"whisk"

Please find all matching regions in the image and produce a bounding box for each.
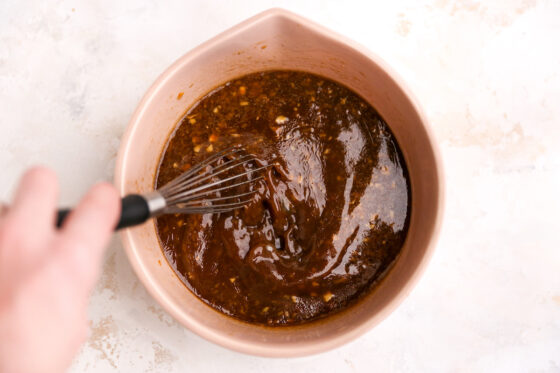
[56,146,267,230]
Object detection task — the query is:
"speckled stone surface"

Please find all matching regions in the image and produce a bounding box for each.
[0,1,559,372]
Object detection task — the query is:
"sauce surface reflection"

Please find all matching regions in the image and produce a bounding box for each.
[156,71,410,325]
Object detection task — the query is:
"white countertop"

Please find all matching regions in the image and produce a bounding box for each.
[1,1,559,372]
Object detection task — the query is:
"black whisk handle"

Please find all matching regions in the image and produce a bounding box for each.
[56,194,151,231]
[116,194,151,229]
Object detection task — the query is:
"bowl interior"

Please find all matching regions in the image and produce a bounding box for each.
[115,9,442,357]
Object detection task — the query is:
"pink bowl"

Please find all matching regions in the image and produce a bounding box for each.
[114,8,444,357]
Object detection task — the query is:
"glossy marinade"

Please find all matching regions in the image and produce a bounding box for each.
[156,70,410,325]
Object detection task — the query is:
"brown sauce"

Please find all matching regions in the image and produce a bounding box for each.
[156,70,410,326]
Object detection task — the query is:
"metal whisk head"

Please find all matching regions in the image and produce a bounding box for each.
[146,146,266,216]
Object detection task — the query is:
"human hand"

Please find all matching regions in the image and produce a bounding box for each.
[0,167,120,373]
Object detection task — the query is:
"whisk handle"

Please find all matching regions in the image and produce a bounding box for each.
[56,194,151,230]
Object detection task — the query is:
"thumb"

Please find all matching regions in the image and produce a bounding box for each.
[56,183,120,289]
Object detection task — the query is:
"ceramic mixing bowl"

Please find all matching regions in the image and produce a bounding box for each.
[115,8,444,357]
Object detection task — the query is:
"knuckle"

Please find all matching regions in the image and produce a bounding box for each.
[0,219,20,246]
[26,166,56,182]
[25,167,58,193]
[93,182,116,194]
[0,216,50,253]
[90,183,119,207]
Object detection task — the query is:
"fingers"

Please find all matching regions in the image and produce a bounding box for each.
[10,167,59,232]
[1,167,59,264]
[57,183,120,287]
[60,183,120,252]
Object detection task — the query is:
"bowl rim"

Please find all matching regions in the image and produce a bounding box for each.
[114,7,445,357]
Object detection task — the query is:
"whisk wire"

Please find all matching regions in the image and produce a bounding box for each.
[164,171,264,205]
[157,146,268,215]
[162,154,253,197]
[179,190,257,204]
[159,147,242,194]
